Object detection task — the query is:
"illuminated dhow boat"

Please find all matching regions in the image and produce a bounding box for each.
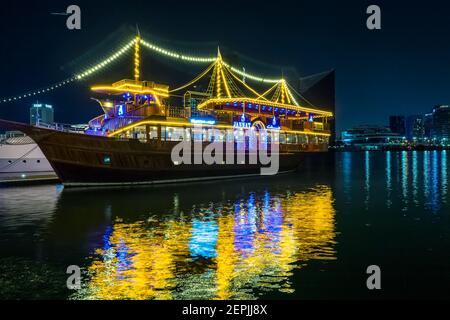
[0,37,333,186]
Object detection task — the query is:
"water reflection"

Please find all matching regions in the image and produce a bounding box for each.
[364,151,370,209]
[339,151,450,214]
[401,151,408,209]
[386,151,392,208]
[71,185,336,300]
[412,151,418,205]
[1,152,450,299]
[442,150,448,201]
[342,152,352,202]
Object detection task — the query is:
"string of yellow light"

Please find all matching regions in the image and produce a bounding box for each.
[0,35,288,104]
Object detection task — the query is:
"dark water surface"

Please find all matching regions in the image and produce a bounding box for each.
[0,151,449,299]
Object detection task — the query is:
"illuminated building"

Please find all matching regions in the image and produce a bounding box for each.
[29,102,54,126]
[406,115,425,141]
[431,105,450,144]
[341,125,404,150]
[424,113,433,139]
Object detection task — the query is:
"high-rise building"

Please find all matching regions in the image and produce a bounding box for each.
[424,113,433,139]
[389,115,406,136]
[30,103,54,125]
[406,115,425,141]
[431,105,450,142]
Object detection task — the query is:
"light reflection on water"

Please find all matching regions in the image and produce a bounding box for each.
[1,151,450,299]
[339,150,450,214]
[71,186,336,300]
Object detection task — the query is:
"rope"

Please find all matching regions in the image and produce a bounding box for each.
[0,143,40,171]
[169,61,216,93]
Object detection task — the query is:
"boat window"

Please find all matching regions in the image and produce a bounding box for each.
[103,155,111,165]
[149,127,158,140]
[279,133,286,144]
[166,127,185,141]
[286,133,296,144]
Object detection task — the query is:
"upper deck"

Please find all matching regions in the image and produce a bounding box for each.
[83,37,333,142]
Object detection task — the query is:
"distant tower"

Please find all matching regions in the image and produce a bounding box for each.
[30,102,54,125]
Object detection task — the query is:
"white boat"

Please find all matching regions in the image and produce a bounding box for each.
[0,132,53,174]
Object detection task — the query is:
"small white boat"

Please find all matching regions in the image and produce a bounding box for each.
[0,132,53,174]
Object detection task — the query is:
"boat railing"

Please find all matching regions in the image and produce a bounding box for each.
[166,107,213,120]
[35,121,87,134]
[88,115,105,128]
[166,106,188,119]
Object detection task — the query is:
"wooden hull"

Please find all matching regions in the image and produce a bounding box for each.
[0,119,328,187]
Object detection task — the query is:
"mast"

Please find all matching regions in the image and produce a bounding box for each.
[134,27,141,82]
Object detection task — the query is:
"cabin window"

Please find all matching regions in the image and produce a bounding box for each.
[133,126,147,141]
[191,127,204,142]
[208,129,223,142]
[298,134,308,144]
[286,133,296,144]
[279,133,286,144]
[149,127,158,140]
[103,155,111,165]
[165,127,185,141]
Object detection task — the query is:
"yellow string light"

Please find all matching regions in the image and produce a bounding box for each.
[75,39,135,80]
[0,78,76,104]
[134,36,140,81]
[139,37,281,83]
[0,35,302,105]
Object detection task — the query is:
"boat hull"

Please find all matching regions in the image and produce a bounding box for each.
[0,142,53,173]
[0,119,327,186]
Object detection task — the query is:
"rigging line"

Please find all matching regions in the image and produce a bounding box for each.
[223,65,246,97]
[228,76,244,97]
[169,60,216,93]
[222,65,244,97]
[284,83,298,106]
[224,65,267,100]
[256,82,279,100]
[141,35,282,83]
[286,82,314,107]
[271,82,282,102]
[220,66,232,98]
[141,38,281,82]
[226,64,281,83]
[206,63,217,97]
[283,82,292,105]
[221,65,240,96]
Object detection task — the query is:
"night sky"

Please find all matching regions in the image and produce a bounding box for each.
[1,0,450,134]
